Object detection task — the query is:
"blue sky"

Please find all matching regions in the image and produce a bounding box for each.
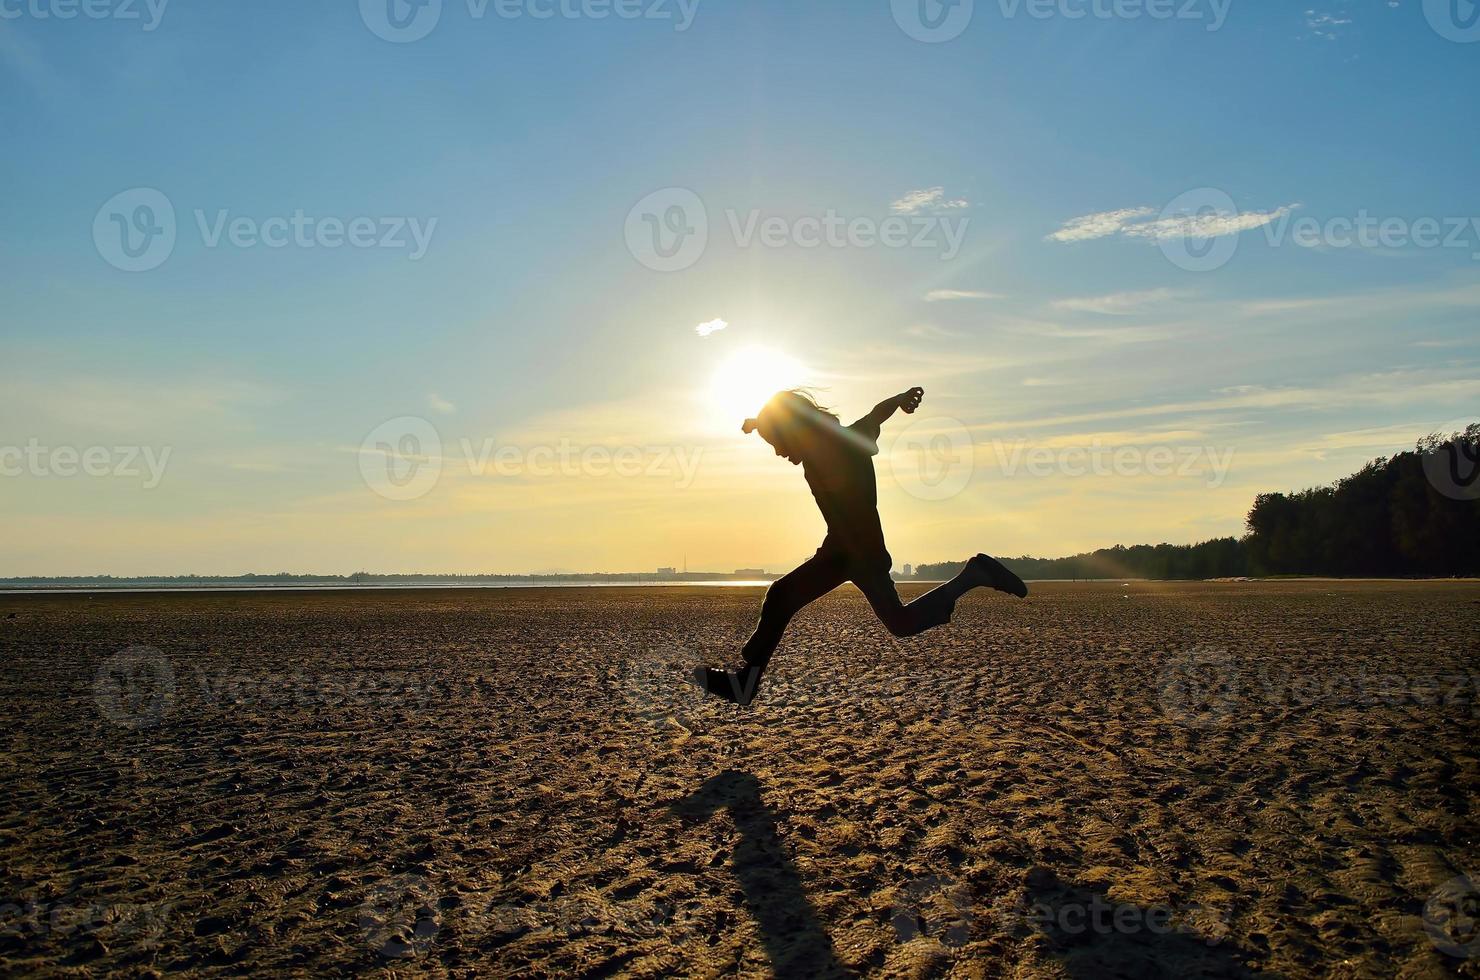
[2,0,1478,575]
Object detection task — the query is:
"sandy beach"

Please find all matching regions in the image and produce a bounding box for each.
[2,581,1477,977]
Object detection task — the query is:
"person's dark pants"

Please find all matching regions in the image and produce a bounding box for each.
[740,547,977,671]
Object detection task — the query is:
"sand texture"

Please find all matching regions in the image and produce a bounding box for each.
[1,580,1478,977]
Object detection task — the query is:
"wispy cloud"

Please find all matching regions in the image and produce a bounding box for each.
[1051,288,1188,315]
[1047,203,1299,244]
[695,318,728,338]
[970,368,1480,434]
[1125,205,1300,243]
[924,289,1001,302]
[1045,207,1154,243]
[891,187,970,216]
[1305,10,1352,40]
[1020,322,1182,344]
[427,393,457,415]
[905,323,964,340]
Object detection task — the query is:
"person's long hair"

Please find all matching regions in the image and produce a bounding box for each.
[743,389,839,455]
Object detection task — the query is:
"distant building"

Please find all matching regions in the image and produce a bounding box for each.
[903,563,913,578]
[734,568,766,577]
[656,567,677,576]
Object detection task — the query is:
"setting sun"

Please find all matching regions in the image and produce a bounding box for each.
[708,346,813,429]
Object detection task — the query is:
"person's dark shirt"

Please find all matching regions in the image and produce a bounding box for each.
[802,417,888,562]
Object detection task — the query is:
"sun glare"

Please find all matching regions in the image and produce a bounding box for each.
[709,346,811,429]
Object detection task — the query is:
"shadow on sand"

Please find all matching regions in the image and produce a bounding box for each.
[671,772,1265,979]
[671,770,852,979]
[1021,869,1265,979]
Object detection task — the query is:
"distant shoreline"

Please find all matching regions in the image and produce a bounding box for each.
[3,576,1475,596]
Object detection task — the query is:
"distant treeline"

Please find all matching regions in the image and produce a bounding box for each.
[914,425,1479,581]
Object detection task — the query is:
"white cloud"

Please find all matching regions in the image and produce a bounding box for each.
[1048,202,1300,245]
[891,187,970,216]
[427,393,457,415]
[695,318,728,338]
[1305,10,1352,40]
[1051,288,1188,315]
[1122,205,1300,243]
[1045,207,1155,243]
[924,289,1001,303]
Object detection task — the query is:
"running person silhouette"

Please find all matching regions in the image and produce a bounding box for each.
[693,387,1028,706]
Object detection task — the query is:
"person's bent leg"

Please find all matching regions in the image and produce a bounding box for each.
[740,551,849,671]
[856,570,953,638]
[856,553,1026,639]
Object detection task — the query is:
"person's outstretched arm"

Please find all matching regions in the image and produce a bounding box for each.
[854,386,924,441]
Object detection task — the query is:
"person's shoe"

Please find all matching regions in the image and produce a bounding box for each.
[689,663,764,706]
[970,553,1028,598]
